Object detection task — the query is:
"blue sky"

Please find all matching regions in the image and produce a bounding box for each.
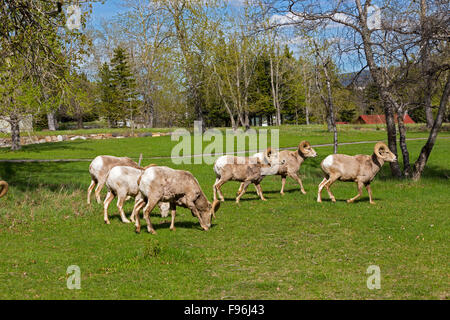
[89,0,127,25]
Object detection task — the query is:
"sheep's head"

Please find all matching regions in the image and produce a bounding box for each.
[374,142,397,162]
[298,141,317,158]
[200,199,221,230]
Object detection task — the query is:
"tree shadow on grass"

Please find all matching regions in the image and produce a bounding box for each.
[0,140,93,155]
[0,162,89,193]
[377,164,450,181]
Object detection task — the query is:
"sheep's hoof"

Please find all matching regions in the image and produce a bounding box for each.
[331,198,336,203]
[280,192,285,195]
[148,229,157,235]
[122,219,131,224]
[370,201,376,205]
[170,227,176,231]
[104,220,110,225]
[261,198,267,201]
[317,199,322,203]
[135,227,141,234]
[301,190,307,195]
[347,199,354,203]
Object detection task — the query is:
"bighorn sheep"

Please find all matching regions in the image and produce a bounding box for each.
[134,166,220,234]
[317,142,397,204]
[213,148,280,203]
[248,141,317,195]
[103,165,170,224]
[87,155,141,204]
[0,180,8,198]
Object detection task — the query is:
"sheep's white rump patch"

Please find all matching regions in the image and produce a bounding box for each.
[90,156,103,175]
[322,155,333,168]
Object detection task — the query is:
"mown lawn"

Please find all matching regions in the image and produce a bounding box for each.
[0,125,448,299]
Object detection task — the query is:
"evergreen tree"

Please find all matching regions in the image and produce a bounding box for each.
[110,47,138,126]
[98,62,118,126]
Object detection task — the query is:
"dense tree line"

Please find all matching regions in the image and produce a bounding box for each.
[0,0,448,181]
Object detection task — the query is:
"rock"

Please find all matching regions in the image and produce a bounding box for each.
[56,135,63,142]
[138,132,152,137]
[45,136,52,142]
[70,135,87,141]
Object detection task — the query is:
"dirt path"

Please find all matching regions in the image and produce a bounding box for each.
[0,136,448,163]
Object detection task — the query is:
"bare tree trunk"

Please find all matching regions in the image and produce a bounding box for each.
[424,91,434,128]
[10,114,21,151]
[354,0,402,178]
[305,79,311,125]
[324,65,337,153]
[397,108,411,177]
[77,113,83,129]
[47,110,57,131]
[244,111,250,131]
[419,0,434,129]
[171,5,203,127]
[412,74,450,180]
[269,53,282,126]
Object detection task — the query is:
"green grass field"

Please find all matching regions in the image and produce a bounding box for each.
[0,125,448,299]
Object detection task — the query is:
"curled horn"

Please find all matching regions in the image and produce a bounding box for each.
[211,199,220,219]
[298,140,310,154]
[374,142,388,157]
[0,181,8,198]
[143,163,157,169]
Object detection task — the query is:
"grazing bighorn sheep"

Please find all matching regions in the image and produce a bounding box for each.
[247,141,317,195]
[103,165,170,224]
[134,166,220,234]
[0,180,8,198]
[87,155,141,204]
[213,148,280,203]
[317,142,397,204]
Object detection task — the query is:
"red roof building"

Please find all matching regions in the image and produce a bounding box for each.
[355,114,415,124]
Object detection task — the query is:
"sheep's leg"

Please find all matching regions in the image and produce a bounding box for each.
[170,209,176,230]
[317,178,328,202]
[134,201,143,233]
[347,181,364,203]
[131,198,145,223]
[117,196,131,223]
[280,175,287,195]
[95,179,106,204]
[237,182,245,196]
[289,172,306,194]
[142,199,159,234]
[254,183,261,198]
[213,178,219,201]
[255,183,267,201]
[325,183,336,203]
[214,178,226,202]
[87,180,96,204]
[103,191,115,224]
[366,184,375,204]
[236,181,251,204]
